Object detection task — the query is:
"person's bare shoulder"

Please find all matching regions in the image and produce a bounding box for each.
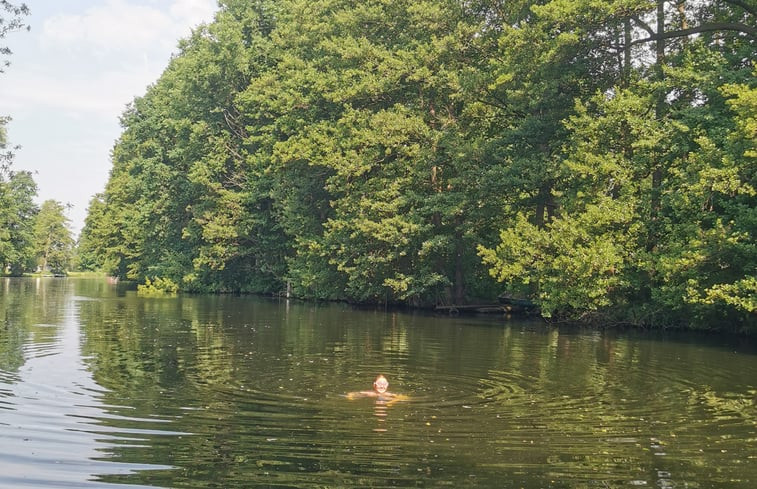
[346,390,378,400]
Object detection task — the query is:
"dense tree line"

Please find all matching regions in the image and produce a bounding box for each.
[79,0,755,331]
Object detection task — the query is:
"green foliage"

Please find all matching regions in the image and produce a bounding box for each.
[0,169,37,274]
[661,73,757,327]
[480,203,639,318]
[2,42,39,275]
[33,200,73,275]
[478,1,756,330]
[73,194,106,271]
[84,0,756,332]
[137,277,179,297]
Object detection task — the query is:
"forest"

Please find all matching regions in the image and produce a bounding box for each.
[64,0,757,332]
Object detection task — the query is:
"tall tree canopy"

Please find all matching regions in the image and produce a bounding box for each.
[83,0,756,332]
[0,169,37,274]
[33,200,73,275]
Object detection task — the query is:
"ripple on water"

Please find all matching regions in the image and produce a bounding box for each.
[5,282,756,489]
[0,381,176,488]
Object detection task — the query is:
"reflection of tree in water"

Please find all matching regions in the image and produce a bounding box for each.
[77,294,393,486]
[0,278,70,373]
[2,279,755,488]
[72,286,757,488]
[80,295,418,485]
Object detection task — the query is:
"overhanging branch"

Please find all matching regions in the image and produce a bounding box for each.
[630,22,757,46]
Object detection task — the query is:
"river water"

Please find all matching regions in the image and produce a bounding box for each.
[1,277,755,488]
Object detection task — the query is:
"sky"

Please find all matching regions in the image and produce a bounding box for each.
[0,0,220,237]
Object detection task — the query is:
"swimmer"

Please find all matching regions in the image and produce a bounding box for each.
[347,375,407,404]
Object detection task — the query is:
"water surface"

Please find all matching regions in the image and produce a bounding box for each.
[1,278,755,487]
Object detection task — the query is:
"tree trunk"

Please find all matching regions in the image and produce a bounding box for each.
[453,217,465,304]
[651,0,666,221]
[623,18,632,87]
[454,243,465,304]
[534,182,556,228]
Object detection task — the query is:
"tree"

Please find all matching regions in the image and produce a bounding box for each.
[257,0,506,304]
[33,200,73,275]
[93,0,285,290]
[74,193,107,271]
[88,0,755,331]
[480,0,756,330]
[0,169,37,274]
[178,0,288,293]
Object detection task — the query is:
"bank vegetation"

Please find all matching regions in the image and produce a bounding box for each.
[74,0,755,332]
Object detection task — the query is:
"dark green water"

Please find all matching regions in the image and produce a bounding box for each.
[1,278,755,488]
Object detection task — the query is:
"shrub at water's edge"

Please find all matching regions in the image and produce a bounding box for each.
[137,277,179,297]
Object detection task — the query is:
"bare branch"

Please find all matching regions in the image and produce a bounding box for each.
[630,15,656,37]
[630,22,757,46]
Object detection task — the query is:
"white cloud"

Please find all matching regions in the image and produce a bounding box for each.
[39,0,216,56]
[40,0,174,55]
[3,0,219,118]
[170,0,218,28]
[2,64,158,118]
[0,0,219,235]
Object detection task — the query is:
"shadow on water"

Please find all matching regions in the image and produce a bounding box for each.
[0,277,755,488]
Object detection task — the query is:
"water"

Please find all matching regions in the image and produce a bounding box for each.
[1,278,755,488]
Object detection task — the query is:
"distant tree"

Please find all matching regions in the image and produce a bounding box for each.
[0,169,37,274]
[74,193,107,271]
[33,200,73,274]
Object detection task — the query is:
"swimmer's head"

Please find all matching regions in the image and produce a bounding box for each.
[373,375,389,393]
